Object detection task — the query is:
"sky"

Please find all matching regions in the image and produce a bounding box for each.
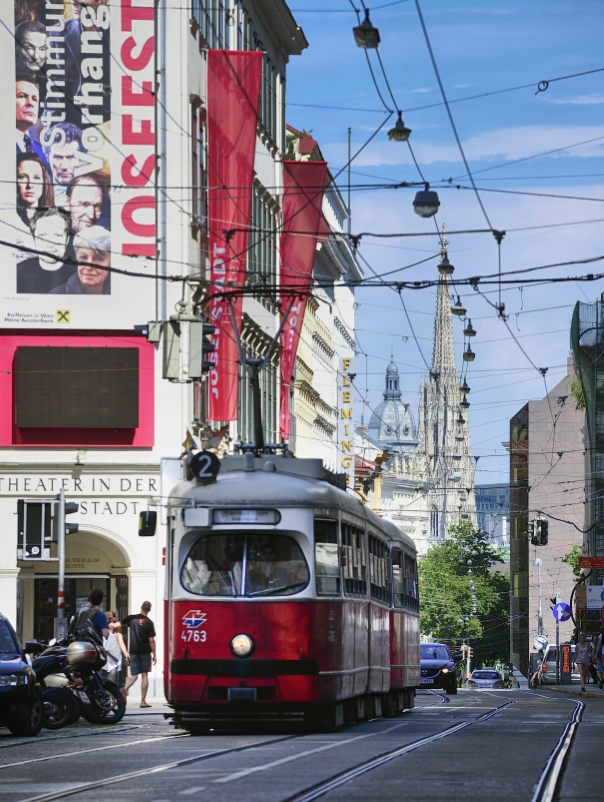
[285,0,604,485]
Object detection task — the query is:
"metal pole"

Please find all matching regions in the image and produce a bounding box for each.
[466,639,471,680]
[347,127,351,236]
[57,489,65,621]
[534,558,543,636]
[555,591,560,685]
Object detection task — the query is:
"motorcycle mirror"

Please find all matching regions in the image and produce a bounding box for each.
[24,640,45,655]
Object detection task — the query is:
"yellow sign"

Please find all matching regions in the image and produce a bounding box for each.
[338,357,355,489]
[56,310,70,324]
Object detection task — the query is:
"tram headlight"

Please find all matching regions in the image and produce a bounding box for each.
[230,633,255,658]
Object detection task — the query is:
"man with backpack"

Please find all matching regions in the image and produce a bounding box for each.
[71,588,109,639]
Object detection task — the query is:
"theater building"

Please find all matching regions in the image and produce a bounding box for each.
[0,0,307,696]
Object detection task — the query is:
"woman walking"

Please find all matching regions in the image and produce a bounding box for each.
[575,633,592,692]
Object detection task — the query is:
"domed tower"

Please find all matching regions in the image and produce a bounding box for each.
[368,356,418,453]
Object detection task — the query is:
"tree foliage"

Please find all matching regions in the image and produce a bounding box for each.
[562,544,583,580]
[418,520,510,665]
[570,375,585,411]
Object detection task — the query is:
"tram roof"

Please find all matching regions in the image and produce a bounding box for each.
[169,455,416,554]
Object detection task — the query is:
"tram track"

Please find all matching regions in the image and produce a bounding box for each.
[519,691,584,802]
[280,694,518,802]
[10,694,515,802]
[14,733,301,802]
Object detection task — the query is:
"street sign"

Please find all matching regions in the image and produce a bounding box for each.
[578,556,604,569]
[586,585,604,610]
[533,634,548,651]
[552,602,572,622]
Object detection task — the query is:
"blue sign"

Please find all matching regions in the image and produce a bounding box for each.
[553,602,572,622]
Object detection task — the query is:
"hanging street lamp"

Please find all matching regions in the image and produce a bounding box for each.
[463,345,475,362]
[463,319,476,338]
[413,184,440,218]
[353,10,380,48]
[451,297,466,316]
[388,111,412,142]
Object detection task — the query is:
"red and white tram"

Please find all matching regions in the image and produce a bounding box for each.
[161,452,420,732]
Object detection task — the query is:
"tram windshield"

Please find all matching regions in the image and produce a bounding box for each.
[181,533,310,597]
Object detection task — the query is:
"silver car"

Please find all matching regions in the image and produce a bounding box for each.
[467,668,505,689]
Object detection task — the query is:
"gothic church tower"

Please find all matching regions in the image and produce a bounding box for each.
[417,236,476,540]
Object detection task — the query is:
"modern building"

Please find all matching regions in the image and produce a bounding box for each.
[509,357,585,676]
[475,483,510,552]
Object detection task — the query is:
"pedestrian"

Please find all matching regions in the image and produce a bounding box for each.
[591,626,604,689]
[102,611,129,685]
[70,588,109,639]
[120,602,157,708]
[575,632,591,691]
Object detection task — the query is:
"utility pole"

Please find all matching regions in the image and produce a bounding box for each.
[555,591,560,685]
[466,640,471,679]
[347,127,352,236]
[534,557,543,635]
[56,489,66,638]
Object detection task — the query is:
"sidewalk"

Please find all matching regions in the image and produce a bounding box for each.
[539,682,604,701]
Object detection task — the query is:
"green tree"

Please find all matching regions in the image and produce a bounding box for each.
[562,544,583,580]
[418,520,510,665]
[570,375,585,411]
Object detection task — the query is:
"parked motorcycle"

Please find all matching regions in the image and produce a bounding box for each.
[65,622,125,725]
[26,622,125,727]
[25,642,81,730]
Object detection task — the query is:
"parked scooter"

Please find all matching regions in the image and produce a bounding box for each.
[25,641,81,730]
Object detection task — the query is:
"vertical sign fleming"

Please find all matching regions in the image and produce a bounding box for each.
[338,357,355,491]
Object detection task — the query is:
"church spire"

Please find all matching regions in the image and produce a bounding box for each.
[431,226,457,376]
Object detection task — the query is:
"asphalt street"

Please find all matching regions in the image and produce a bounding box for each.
[0,690,600,802]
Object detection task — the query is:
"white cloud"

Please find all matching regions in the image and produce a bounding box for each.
[550,95,604,105]
[322,125,604,169]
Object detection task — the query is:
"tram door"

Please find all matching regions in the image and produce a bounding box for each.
[34,578,110,641]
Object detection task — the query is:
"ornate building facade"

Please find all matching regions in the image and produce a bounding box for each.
[357,244,476,555]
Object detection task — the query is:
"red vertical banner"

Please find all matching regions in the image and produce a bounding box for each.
[207,51,263,421]
[279,160,328,441]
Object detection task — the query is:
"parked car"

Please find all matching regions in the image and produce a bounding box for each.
[0,613,42,736]
[538,645,581,685]
[420,643,461,694]
[466,668,505,689]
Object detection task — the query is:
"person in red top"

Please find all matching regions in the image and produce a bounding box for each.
[120,602,156,708]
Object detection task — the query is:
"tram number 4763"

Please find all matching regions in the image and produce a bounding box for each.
[181,630,207,642]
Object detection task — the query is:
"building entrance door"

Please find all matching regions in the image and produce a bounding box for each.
[33,577,111,641]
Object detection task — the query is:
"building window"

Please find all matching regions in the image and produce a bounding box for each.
[430,506,439,539]
[192,0,229,49]
[249,187,277,286]
[191,104,207,240]
[237,342,278,444]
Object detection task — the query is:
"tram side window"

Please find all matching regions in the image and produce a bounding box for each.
[314,519,340,596]
[181,533,310,597]
[369,534,390,604]
[403,552,419,611]
[392,548,404,607]
[342,522,367,597]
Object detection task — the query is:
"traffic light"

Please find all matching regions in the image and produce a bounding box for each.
[187,321,216,380]
[539,519,548,546]
[17,499,52,560]
[468,647,473,659]
[53,497,79,541]
[528,519,539,546]
[64,502,79,536]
